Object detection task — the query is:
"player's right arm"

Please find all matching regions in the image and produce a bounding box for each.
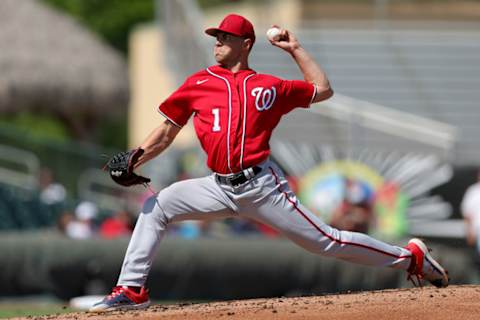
[269,27,333,103]
[134,119,181,169]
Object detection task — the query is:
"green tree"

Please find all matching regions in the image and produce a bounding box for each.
[42,0,155,54]
[36,0,156,148]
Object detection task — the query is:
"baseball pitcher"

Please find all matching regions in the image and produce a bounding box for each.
[91,14,449,312]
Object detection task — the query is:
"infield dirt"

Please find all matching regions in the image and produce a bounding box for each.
[14,285,480,320]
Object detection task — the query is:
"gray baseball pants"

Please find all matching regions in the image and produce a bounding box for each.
[117,159,412,287]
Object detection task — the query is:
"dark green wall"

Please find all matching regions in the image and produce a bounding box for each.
[0,232,475,300]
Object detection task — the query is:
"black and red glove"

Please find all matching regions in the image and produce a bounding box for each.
[104,148,151,187]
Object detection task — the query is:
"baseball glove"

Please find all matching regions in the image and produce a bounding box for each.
[104,148,151,187]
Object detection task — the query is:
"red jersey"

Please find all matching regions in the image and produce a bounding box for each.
[158,65,316,174]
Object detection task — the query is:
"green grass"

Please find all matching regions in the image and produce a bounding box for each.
[0,304,74,319]
[0,300,211,319]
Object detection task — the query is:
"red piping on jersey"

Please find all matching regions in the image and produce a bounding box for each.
[240,73,256,170]
[206,68,234,173]
[268,167,412,260]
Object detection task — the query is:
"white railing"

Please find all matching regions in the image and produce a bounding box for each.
[0,144,39,190]
[313,93,457,152]
[77,168,146,213]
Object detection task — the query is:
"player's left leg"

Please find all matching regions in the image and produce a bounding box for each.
[90,175,236,312]
[116,175,236,288]
[241,161,448,287]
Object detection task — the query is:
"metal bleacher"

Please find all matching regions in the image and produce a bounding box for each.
[0,144,63,230]
[250,21,480,165]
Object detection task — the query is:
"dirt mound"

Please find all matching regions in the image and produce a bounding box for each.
[18,285,480,320]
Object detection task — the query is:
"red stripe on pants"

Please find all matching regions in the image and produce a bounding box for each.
[268,167,411,260]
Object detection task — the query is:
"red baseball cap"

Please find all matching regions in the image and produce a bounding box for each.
[205,14,256,44]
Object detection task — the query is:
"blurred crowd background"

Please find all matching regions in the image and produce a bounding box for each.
[1,0,480,312]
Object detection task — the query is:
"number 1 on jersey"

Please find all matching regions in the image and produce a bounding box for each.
[212,108,221,132]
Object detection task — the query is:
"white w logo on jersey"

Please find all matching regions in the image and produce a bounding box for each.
[252,86,276,111]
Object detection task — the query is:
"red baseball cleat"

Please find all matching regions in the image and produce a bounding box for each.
[405,238,449,288]
[89,286,150,312]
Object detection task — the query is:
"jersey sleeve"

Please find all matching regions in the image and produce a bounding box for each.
[277,80,316,114]
[158,80,194,127]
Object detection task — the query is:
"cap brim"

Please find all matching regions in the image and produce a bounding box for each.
[205,28,220,37]
[205,27,243,38]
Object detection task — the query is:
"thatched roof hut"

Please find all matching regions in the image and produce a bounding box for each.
[0,0,128,137]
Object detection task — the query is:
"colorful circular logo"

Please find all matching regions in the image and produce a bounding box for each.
[298,160,408,239]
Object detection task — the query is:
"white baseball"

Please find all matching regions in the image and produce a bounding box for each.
[266,27,282,42]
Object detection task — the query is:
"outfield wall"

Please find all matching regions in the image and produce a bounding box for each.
[0,232,476,300]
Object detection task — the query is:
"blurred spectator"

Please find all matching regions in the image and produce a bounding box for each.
[254,221,280,238]
[38,167,66,205]
[461,171,480,254]
[286,175,299,194]
[57,211,75,234]
[228,219,258,235]
[330,178,374,233]
[99,210,133,239]
[175,221,202,239]
[62,201,98,239]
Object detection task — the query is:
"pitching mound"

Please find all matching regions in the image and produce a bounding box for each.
[17,285,480,320]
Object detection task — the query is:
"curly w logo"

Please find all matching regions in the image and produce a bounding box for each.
[252,86,276,111]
